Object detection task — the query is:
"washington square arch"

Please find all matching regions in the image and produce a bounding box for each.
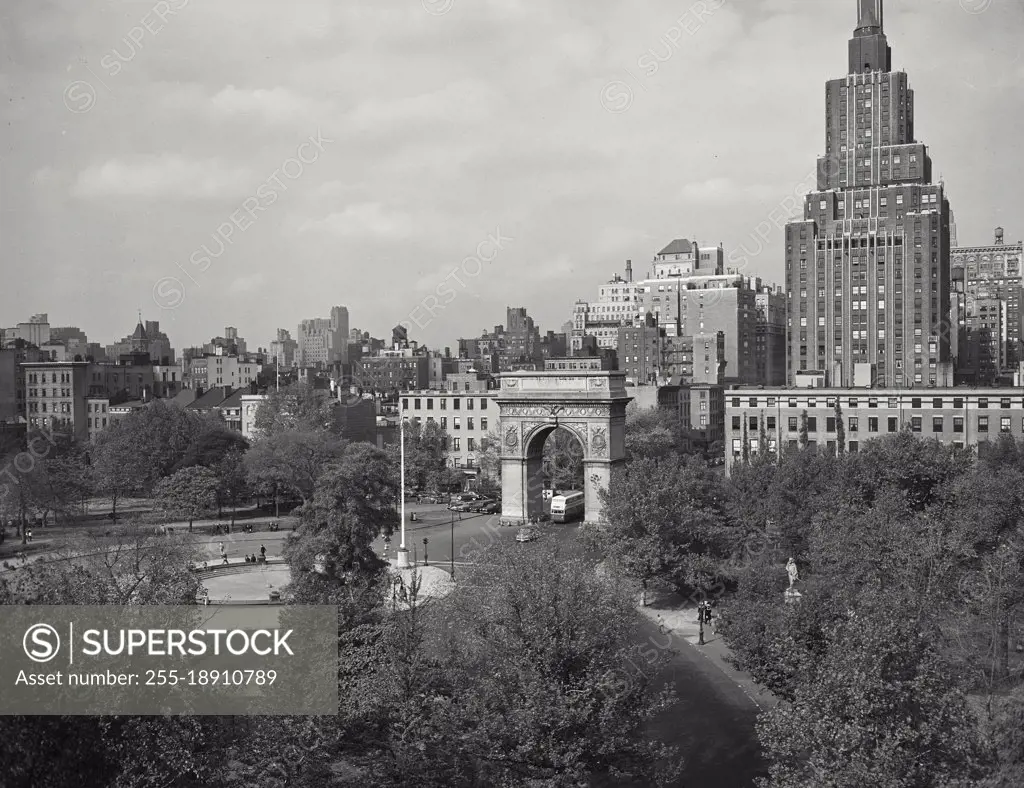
[496,365,631,526]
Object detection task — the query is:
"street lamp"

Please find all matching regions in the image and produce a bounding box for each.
[698,601,707,646]
[423,537,429,566]
[396,397,411,568]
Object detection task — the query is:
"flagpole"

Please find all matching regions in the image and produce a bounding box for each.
[396,395,410,568]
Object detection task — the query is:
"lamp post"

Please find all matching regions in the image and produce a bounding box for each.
[450,508,455,581]
[396,397,411,568]
[698,602,706,646]
[423,537,429,566]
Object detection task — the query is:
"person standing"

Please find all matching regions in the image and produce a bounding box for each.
[260,544,266,561]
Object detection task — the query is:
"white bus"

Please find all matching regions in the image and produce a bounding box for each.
[550,491,585,523]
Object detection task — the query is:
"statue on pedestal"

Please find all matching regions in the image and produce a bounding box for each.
[786,557,799,588]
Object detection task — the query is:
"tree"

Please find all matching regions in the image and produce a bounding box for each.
[154,466,219,532]
[244,428,346,508]
[174,411,248,472]
[386,419,449,492]
[834,400,845,456]
[213,447,248,528]
[477,425,502,486]
[624,405,685,461]
[592,454,733,603]
[253,380,338,436]
[798,410,809,449]
[542,426,584,491]
[757,596,989,788]
[419,541,681,786]
[285,442,398,604]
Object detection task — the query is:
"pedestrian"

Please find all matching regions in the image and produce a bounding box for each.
[222,553,229,565]
[219,541,225,555]
[260,544,266,560]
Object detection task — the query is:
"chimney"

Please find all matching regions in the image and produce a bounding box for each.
[625,259,633,282]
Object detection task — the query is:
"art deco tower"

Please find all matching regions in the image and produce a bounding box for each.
[785,0,953,387]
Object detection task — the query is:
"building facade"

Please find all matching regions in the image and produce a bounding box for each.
[269,328,299,368]
[401,390,499,477]
[298,306,349,368]
[724,387,1024,473]
[23,361,91,440]
[952,228,1024,377]
[785,0,953,388]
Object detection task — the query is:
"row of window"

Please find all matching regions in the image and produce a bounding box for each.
[404,397,490,411]
[28,402,71,413]
[732,414,1024,435]
[732,395,1024,410]
[27,388,72,398]
[27,373,70,384]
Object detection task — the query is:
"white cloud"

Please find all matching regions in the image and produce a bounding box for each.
[297,202,412,238]
[228,272,267,295]
[209,85,325,124]
[72,155,253,200]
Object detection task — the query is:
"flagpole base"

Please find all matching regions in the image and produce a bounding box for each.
[396,548,411,569]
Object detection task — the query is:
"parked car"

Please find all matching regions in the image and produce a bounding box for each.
[515,527,538,543]
[468,498,496,512]
[448,500,474,512]
[479,500,501,514]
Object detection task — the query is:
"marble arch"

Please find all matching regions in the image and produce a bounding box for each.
[496,370,632,526]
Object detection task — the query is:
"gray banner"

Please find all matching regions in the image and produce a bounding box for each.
[0,605,338,715]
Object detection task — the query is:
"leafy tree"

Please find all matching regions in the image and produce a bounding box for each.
[624,405,685,461]
[834,400,845,456]
[798,410,809,449]
[757,595,989,788]
[253,380,338,436]
[285,442,399,603]
[213,447,248,528]
[477,425,502,486]
[542,426,584,491]
[174,411,248,472]
[386,419,449,492]
[244,428,346,507]
[592,454,733,602]
[154,465,219,532]
[392,541,682,786]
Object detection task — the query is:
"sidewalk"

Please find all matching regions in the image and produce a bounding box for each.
[639,589,779,712]
[386,560,455,607]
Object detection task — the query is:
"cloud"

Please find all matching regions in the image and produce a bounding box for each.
[228,272,267,295]
[209,85,325,124]
[296,202,413,238]
[681,178,781,204]
[72,155,253,200]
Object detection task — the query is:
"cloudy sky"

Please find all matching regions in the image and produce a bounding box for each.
[1,0,1022,353]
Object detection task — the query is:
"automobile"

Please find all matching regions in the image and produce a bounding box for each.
[515,527,538,543]
[448,500,475,512]
[468,498,496,512]
[479,500,501,514]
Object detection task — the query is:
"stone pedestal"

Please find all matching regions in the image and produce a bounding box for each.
[396,548,411,569]
[784,587,802,604]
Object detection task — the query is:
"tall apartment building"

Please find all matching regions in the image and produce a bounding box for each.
[952,227,1024,376]
[459,307,558,372]
[571,261,645,352]
[298,306,349,368]
[269,328,298,368]
[785,0,953,388]
[23,361,91,440]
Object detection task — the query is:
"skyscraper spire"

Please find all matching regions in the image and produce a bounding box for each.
[849,0,890,72]
[856,0,882,33]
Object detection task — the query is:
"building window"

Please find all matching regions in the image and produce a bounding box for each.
[480,398,488,410]
[1002,398,1012,409]
[1001,417,1012,433]
[732,439,742,456]
[826,417,836,432]
[807,417,817,433]
[888,417,898,432]
[467,438,475,451]
[953,417,964,433]
[732,416,741,430]
[848,417,858,433]
[426,398,433,410]
[911,416,922,433]
[932,417,943,433]
[978,416,989,433]
[453,437,461,451]
[467,417,475,430]
[788,416,798,431]
[868,417,878,433]
[481,418,488,431]
[441,417,448,429]
[979,398,989,409]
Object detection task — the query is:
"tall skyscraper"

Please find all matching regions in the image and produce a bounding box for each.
[786,0,953,387]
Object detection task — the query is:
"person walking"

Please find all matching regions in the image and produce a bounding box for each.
[260,544,266,561]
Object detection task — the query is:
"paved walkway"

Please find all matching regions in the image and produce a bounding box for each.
[386,559,455,607]
[638,589,778,712]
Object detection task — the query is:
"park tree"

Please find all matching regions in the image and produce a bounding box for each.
[798,410,809,449]
[834,400,845,456]
[542,426,585,491]
[253,380,338,436]
[757,594,989,788]
[387,418,449,492]
[213,446,248,527]
[285,441,399,604]
[174,411,248,472]
[624,405,684,461]
[413,541,682,786]
[244,428,346,508]
[153,465,220,532]
[592,454,733,603]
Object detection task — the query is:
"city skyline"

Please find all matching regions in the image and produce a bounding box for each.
[2,0,1022,351]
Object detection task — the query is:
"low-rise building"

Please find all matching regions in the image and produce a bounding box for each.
[400,390,499,482]
[725,387,1024,473]
[23,361,91,440]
